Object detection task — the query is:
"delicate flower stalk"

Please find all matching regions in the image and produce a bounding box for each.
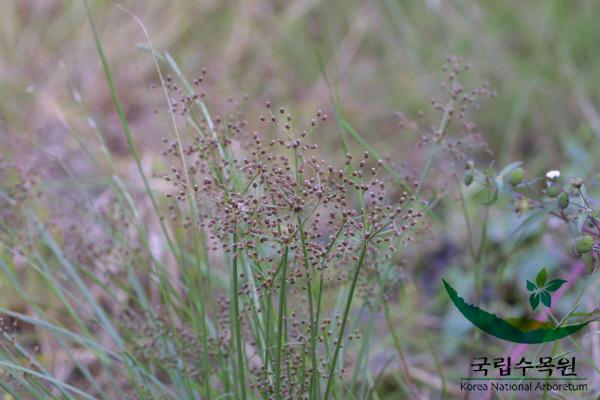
[232,231,247,400]
[323,241,368,400]
[274,247,288,400]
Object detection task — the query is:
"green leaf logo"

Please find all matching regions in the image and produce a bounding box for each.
[443,280,588,343]
[530,292,540,310]
[525,268,566,310]
[545,279,567,292]
[535,268,547,287]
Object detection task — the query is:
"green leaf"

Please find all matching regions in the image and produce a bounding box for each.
[474,186,498,205]
[530,293,540,310]
[526,280,537,291]
[498,161,524,180]
[536,268,547,287]
[510,209,549,238]
[540,291,552,308]
[544,279,566,292]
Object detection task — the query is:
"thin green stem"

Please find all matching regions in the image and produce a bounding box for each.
[298,218,319,400]
[323,241,368,400]
[275,247,289,400]
[232,231,247,400]
[456,180,477,261]
[382,300,419,399]
[84,0,179,264]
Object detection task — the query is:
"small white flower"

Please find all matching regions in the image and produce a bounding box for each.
[546,170,560,180]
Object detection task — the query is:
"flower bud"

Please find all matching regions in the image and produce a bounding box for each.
[464,171,474,186]
[573,235,594,255]
[558,192,569,209]
[546,186,560,198]
[509,168,524,186]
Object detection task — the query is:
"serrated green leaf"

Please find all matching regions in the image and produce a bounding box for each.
[526,280,536,291]
[444,281,589,343]
[544,279,566,292]
[540,291,551,308]
[536,268,547,287]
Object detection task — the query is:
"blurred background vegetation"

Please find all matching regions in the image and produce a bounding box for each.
[3,0,600,168]
[1,1,600,398]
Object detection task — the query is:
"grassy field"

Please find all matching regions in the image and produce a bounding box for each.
[1,1,600,399]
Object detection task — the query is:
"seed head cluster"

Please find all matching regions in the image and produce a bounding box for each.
[0,57,501,399]
[152,67,434,395]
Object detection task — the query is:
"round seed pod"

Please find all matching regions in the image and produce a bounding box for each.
[509,168,524,186]
[547,186,560,198]
[558,192,569,209]
[573,235,594,254]
[464,171,474,186]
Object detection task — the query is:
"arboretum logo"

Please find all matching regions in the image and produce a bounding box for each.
[443,268,589,344]
[460,355,588,394]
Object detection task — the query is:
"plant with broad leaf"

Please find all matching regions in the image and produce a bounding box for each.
[526,268,566,310]
[464,159,599,270]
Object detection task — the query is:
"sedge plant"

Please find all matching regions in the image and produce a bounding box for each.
[0,6,508,400]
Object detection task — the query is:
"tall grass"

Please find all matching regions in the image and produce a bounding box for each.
[1,3,599,400]
[0,4,432,398]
